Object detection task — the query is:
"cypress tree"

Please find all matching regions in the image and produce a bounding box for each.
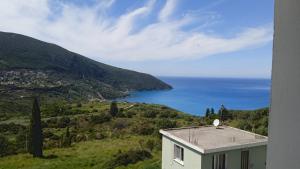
[30,97,43,157]
[211,108,215,115]
[110,101,119,117]
[205,108,210,117]
[218,104,230,121]
[62,127,72,147]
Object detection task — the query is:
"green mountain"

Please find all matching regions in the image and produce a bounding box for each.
[0,31,171,113]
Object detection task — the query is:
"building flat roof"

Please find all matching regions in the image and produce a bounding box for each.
[160,126,268,154]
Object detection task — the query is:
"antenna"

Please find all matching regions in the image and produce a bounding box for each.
[213,119,220,128]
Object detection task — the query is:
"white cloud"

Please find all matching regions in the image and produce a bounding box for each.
[159,0,177,22]
[0,0,273,62]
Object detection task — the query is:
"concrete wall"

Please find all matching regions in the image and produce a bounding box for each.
[162,136,202,169]
[267,1,300,169]
[202,146,266,169]
[162,135,266,169]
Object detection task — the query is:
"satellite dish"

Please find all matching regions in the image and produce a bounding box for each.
[213,119,220,127]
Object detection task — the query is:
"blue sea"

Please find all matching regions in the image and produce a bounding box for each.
[119,77,271,116]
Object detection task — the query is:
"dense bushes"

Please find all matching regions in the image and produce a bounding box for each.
[132,122,155,135]
[0,135,16,157]
[90,113,111,124]
[204,108,269,136]
[44,117,73,128]
[112,119,129,130]
[0,123,26,134]
[157,119,177,129]
[159,111,178,118]
[42,102,89,117]
[104,149,152,169]
[142,111,158,118]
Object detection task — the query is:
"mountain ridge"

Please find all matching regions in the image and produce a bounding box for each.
[0,31,171,104]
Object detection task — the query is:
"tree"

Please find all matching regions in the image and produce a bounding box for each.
[205,108,210,117]
[218,104,231,121]
[211,108,215,115]
[29,97,43,157]
[62,127,72,147]
[110,101,119,117]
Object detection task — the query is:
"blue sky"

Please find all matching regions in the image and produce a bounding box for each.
[0,0,274,78]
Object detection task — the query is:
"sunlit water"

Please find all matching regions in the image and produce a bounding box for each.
[119,77,271,116]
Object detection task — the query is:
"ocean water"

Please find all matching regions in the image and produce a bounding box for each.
[119,77,271,116]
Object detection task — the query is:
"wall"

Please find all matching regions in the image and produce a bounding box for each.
[162,135,266,169]
[161,136,202,169]
[201,146,266,169]
[267,1,300,169]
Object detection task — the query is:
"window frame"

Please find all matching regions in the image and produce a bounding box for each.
[241,150,250,169]
[212,153,227,169]
[174,144,184,165]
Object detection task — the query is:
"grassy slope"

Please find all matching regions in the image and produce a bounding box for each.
[0,136,161,169]
[0,101,197,169]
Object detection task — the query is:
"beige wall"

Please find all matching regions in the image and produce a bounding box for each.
[267,0,300,169]
[162,136,266,169]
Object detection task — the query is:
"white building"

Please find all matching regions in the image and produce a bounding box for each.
[160,126,268,169]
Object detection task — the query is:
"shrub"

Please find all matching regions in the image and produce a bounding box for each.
[90,113,112,124]
[58,116,71,128]
[104,149,152,169]
[0,135,15,157]
[109,102,118,117]
[116,111,126,118]
[145,139,156,151]
[95,132,106,140]
[62,127,72,147]
[158,111,169,118]
[133,123,155,135]
[158,111,177,118]
[0,123,26,134]
[15,130,27,152]
[76,103,82,108]
[142,111,158,118]
[124,111,136,118]
[45,118,58,128]
[113,119,129,130]
[75,133,88,142]
[157,119,177,129]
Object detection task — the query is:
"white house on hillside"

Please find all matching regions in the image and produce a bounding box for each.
[160,126,268,169]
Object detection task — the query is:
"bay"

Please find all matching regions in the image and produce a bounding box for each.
[119,77,271,116]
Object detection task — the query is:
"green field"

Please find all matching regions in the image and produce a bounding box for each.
[0,136,161,169]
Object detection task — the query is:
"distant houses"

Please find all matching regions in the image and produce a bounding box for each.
[160,126,268,169]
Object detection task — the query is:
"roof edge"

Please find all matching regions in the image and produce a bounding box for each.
[160,129,205,154]
[159,126,268,154]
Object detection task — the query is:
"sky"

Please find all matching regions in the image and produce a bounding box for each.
[0,0,274,78]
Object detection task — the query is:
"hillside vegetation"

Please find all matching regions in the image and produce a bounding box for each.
[0,100,268,169]
[0,31,171,116]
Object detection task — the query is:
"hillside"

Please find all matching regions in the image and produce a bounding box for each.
[0,101,269,169]
[0,31,171,115]
[0,101,196,169]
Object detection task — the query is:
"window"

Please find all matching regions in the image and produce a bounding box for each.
[174,144,184,162]
[241,151,249,169]
[212,154,226,169]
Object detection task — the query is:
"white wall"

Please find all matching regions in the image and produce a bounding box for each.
[267,1,300,169]
[201,146,266,169]
[162,136,202,169]
[162,135,266,169]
